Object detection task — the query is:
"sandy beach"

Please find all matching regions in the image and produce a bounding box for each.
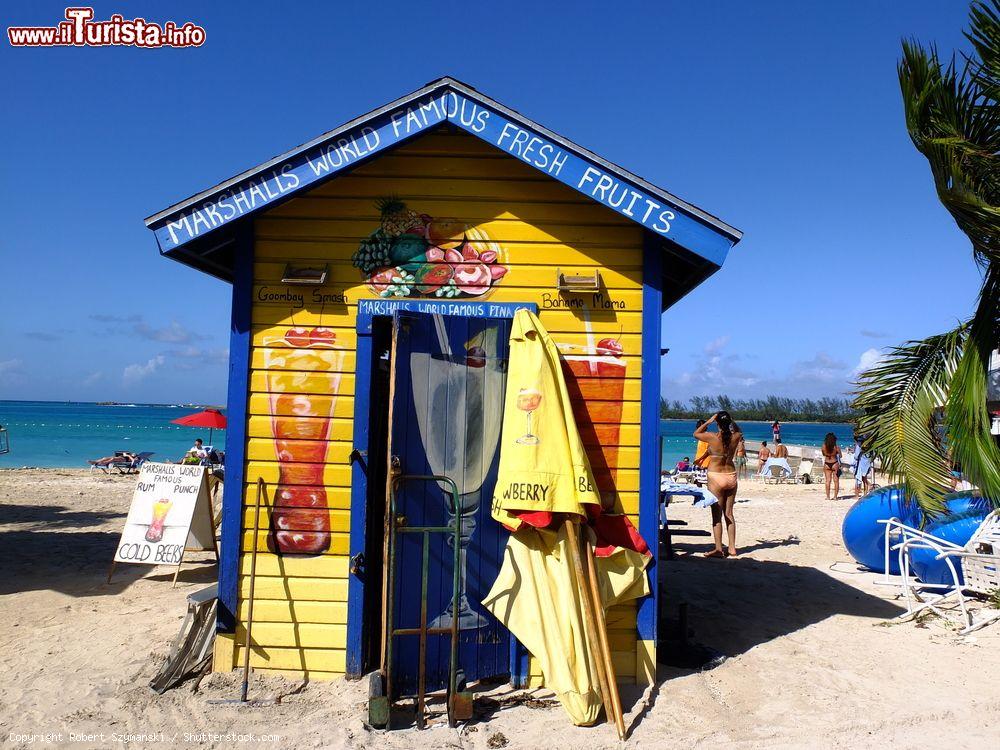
[1,469,998,749]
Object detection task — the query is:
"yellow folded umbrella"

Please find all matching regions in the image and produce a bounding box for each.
[490,309,602,529]
[483,309,654,727]
[483,524,604,725]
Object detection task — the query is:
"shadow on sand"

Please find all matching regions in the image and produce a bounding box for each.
[0,502,125,528]
[659,541,904,661]
[0,502,215,596]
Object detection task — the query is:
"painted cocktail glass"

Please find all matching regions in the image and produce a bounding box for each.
[514,388,542,445]
[263,328,344,555]
[410,323,505,630]
[145,498,172,543]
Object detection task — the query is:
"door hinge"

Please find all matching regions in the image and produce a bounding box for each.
[350,552,365,576]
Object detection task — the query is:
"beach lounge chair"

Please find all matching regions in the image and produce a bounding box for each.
[88,451,153,475]
[149,583,218,693]
[798,459,816,484]
[763,464,789,485]
[883,510,1000,634]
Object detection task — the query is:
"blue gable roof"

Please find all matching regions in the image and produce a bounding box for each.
[144,77,741,306]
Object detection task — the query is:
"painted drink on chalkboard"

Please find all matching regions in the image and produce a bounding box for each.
[144,498,173,543]
[351,197,509,299]
[263,328,345,555]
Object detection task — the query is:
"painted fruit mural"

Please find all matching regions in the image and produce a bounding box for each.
[351,197,509,298]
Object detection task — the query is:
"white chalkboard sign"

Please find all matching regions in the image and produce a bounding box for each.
[109,462,217,583]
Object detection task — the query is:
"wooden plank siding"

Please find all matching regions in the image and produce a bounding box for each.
[231,128,645,681]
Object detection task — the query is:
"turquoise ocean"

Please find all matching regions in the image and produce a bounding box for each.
[0,401,228,469]
[1,400,855,470]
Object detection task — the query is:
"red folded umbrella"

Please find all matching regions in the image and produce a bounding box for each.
[171,408,227,444]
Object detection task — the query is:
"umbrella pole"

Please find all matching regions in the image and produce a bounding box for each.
[563,518,616,734]
[584,534,626,741]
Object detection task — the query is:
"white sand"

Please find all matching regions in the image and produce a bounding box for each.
[1,469,998,749]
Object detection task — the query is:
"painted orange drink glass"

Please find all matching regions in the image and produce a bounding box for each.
[264,328,344,555]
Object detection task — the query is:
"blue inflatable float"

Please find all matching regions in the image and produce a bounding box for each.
[842,487,993,577]
[940,490,991,518]
[841,485,921,574]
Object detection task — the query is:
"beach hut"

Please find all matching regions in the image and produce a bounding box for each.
[143,78,741,689]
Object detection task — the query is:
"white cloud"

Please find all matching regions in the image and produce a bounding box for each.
[92,314,205,344]
[852,348,885,378]
[169,346,229,369]
[790,353,848,384]
[704,336,730,355]
[663,339,888,401]
[123,355,165,385]
[0,358,23,375]
[83,371,105,386]
[133,320,204,344]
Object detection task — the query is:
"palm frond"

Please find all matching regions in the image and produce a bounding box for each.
[945,266,1000,500]
[900,38,1000,267]
[852,328,966,516]
[967,1,1000,95]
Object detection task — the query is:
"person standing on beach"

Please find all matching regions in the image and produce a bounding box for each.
[734,436,748,479]
[853,433,873,499]
[772,420,781,444]
[694,411,742,557]
[821,432,842,501]
[758,441,771,474]
[774,439,788,459]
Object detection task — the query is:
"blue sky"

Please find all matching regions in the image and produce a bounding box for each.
[0,1,982,405]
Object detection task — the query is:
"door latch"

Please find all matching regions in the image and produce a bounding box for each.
[350,552,365,576]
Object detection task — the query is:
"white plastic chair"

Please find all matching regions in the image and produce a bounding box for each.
[880,510,1000,634]
[798,458,816,484]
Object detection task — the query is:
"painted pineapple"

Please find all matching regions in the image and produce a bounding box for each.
[376,196,420,236]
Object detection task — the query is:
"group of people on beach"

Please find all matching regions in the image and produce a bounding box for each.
[676,415,876,558]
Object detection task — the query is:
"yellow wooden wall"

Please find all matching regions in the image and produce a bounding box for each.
[221,126,645,682]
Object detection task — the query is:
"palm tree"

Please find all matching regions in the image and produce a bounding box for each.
[853,1,1000,515]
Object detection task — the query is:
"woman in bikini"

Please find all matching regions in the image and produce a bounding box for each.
[821,432,842,501]
[694,411,742,557]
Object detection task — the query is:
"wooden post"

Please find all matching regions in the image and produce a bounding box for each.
[241,479,266,703]
[584,534,626,740]
[563,519,616,734]
[379,316,400,674]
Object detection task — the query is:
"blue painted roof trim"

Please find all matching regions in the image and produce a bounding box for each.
[145,77,741,278]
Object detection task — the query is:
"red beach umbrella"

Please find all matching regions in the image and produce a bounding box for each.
[171,408,227,444]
